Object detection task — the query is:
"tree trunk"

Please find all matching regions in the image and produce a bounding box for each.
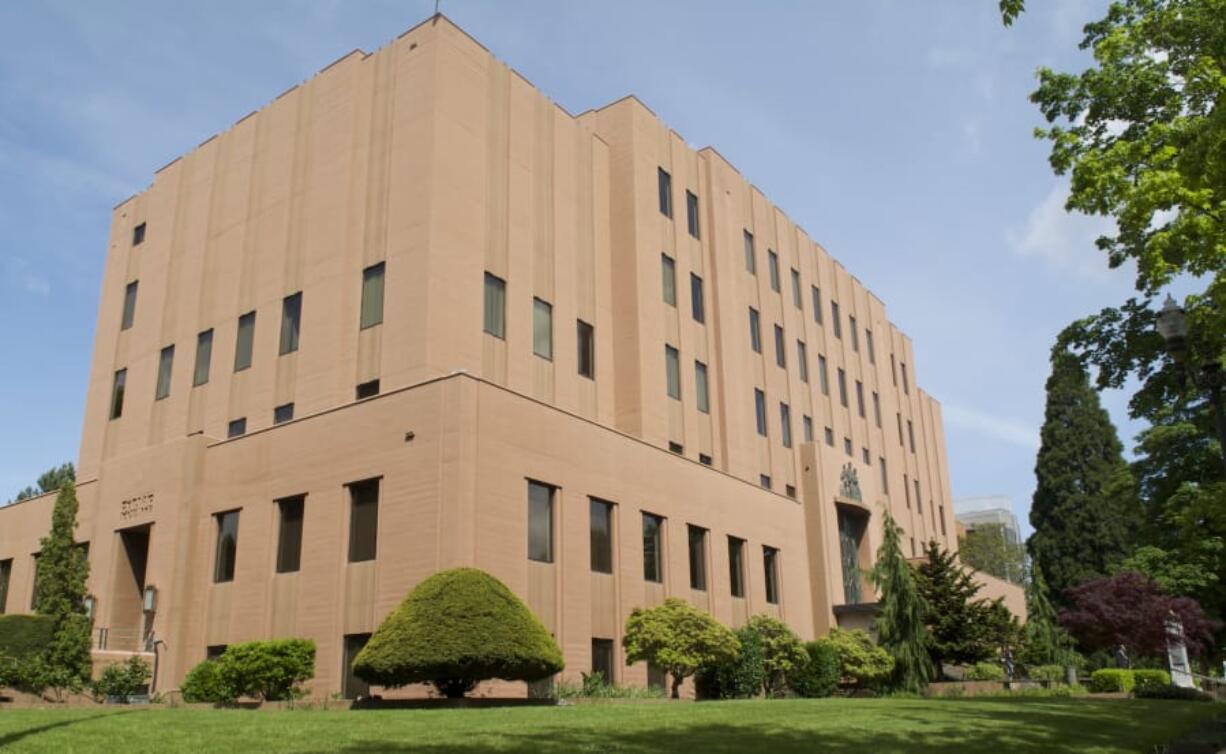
[671,674,682,699]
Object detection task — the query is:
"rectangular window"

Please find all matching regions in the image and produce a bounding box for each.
[577,320,595,378]
[873,392,882,427]
[856,380,866,418]
[767,251,780,292]
[234,311,256,372]
[279,292,302,355]
[533,298,554,360]
[880,458,889,493]
[592,638,615,685]
[669,441,683,454]
[844,437,853,456]
[818,355,829,395]
[898,413,905,446]
[360,263,385,329]
[780,403,792,448]
[227,418,246,438]
[863,447,871,464]
[797,341,808,382]
[901,361,910,394]
[206,645,228,662]
[891,353,898,386]
[528,481,554,564]
[908,420,916,452]
[665,345,681,400]
[699,453,713,466]
[728,538,745,598]
[831,301,842,339]
[686,190,699,238]
[803,415,814,443]
[837,368,848,407]
[695,361,710,413]
[774,325,786,368]
[483,272,506,338]
[275,495,304,574]
[29,554,40,611]
[917,493,924,515]
[590,498,614,574]
[109,368,126,419]
[193,329,213,387]
[274,403,294,424]
[132,222,146,245]
[749,308,762,353]
[760,474,772,489]
[342,634,372,699]
[940,506,947,536]
[648,663,667,691]
[825,426,834,446]
[356,379,380,400]
[121,281,138,331]
[642,513,664,583]
[0,559,11,614]
[661,254,676,306]
[812,286,823,324]
[849,316,859,352]
[791,269,802,308]
[688,525,708,591]
[786,484,796,499]
[754,389,767,436]
[155,345,174,400]
[658,168,672,218]
[213,510,240,583]
[744,230,756,273]
[866,329,876,363]
[905,474,911,508]
[915,479,922,510]
[690,273,705,323]
[763,546,780,604]
[348,479,380,563]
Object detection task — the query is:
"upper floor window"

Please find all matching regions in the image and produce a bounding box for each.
[528,481,554,564]
[728,537,745,598]
[908,419,917,452]
[695,361,710,413]
[812,286,823,324]
[780,403,792,448]
[533,298,553,360]
[891,353,898,386]
[880,457,889,493]
[590,498,614,574]
[155,345,174,400]
[818,355,830,395]
[274,403,294,424]
[831,301,842,339]
[837,368,848,407]
[483,272,506,338]
[685,191,700,238]
[121,281,138,331]
[193,329,213,387]
[803,415,814,442]
[279,292,302,355]
[749,308,762,353]
[773,325,786,368]
[360,262,385,330]
[109,369,126,420]
[234,311,256,372]
[348,478,380,563]
[866,329,876,363]
[849,316,859,352]
[661,254,677,306]
[763,546,780,604]
[577,320,595,379]
[228,418,247,438]
[754,389,767,436]
[642,513,664,583]
[213,510,240,583]
[356,379,380,400]
[132,222,146,246]
[856,380,866,418]
[873,392,882,427]
[825,426,835,446]
[275,495,304,574]
[688,525,708,591]
[665,345,681,400]
[790,269,802,309]
[797,341,809,382]
[743,230,756,274]
[690,274,705,323]
[767,251,780,292]
[658,168,672,218]
[901,361,911,394]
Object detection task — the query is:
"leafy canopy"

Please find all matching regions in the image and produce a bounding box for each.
[824,628,894,690]
[1059,570,1215,657]
[623,598,739,699]
[959,524,1026,585]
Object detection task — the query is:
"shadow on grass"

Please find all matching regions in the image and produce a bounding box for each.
[0,711,129,750]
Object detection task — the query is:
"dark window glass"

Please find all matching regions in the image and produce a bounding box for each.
[873,392,882,427]
[764,546,780,604]
[121,281,138,331]
[831,301,842,339]
[528,481,554,563]
[484,272,506,338]
[768,251,780,291]
[577,320,595,378]
[690,273,704,323]
[728,537,745,598]
[898,413,905,445]
[825,426,835,446]
[213,510,240,583]
[642,513,664,583]
[856,380,866,418]
[155,345,174,400]
[665,346,681,400]
[812,286,823,324]
[791,269,802,308]
[866,329,876,363]
[695,361,709,413]
[658,168,672,218]
[908,420,917,452]
[749,308,761,353]
[774,325,786,368]
[688,525,708,591]
[274,403,294,424]
[360,263,385,329]
[743,230,756,273]
[850,315,859,352]
[817,354,830,395]
[880,457,889,493]
[206,645,227,661]
[342,634,372,699]
[275,496,304,574]
[685,191,699,238]
[668,441,683,454]
[754,389,767,436]
[193,329,213,386]
[348,479,380,563]
[844,437,853,456]
[29,554,40,610]
[132,222,146,245]
[901,361,910,394]
[786,485,796,499]
[797,341,808,382]
[891,353,898,386]
[592,638,615,685]
[863,447,871,464]
[109,369,127,419]
[228,418,246,438]
[780,403,792,448]
[661,254,676,306]
[0,559,11,614]
[356,379,380,399]
[533,298,553,360]
[760,474,772,489]
[699,454,713,466]
[280,292,302,355]
[590,498,614,574]
[837,368,848,407]
[234,311,256,371]
[803,415,814,442]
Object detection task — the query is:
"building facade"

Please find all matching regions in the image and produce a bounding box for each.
[0,15,968,697]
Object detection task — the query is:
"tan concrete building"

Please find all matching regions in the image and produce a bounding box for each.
[0,15,977,697]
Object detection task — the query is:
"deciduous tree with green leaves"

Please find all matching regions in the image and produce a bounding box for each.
[959,524,1027,585]
[870,509,933,693]
[622,598,739,699]
[33,482,92,698]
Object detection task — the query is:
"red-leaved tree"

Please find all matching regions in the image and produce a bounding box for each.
[1059,571,1215,657]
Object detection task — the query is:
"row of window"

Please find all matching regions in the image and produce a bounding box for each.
[483,273,597,378]
[657,168,700,239]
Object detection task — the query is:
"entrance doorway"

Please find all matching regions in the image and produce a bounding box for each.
[105,525,150,651]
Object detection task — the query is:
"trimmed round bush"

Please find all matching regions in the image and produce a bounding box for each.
[695,624,766,700]
[1089,668,1135,693]
[1131,669,1171,693]
[181,659,232,703]
[353,568,564,698]
[826,629,893,690]
[965,661,1006,681]
[218,638,315,701]
[789,640,840,698]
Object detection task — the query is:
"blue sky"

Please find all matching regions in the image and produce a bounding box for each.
[0,0,1146,532]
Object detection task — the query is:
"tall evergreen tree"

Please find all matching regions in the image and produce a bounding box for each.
[34,482,93,694]
[871,510,932,692]
[1029,350,1139,605]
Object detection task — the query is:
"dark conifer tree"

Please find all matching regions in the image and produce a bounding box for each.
[34,482,93,693]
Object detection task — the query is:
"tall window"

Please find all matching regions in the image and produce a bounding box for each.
[790,269,802,308]
[483,272,506,338]
[837,368,848,407]
[577,320,595,378]
[727,538,747,599]
[901,361,910,394]
[856,380,866,418]
[642,513,664,583]
[592,638,615,684]
[780,403,792,448]
[879,457,889,493]
[342,634,372,699]
[818,355,829,395]
[155,345,174,400]
[905,474,911,508]
[897,413,905,446]
[658,168,672,218]
[873,392,882,427]
[831,301,842,339]
[748,308,762,353]
[803,415,814,442]
[213,510,240,583]
[121,281,138,331]
[812,286,823,324]
[763,546,780,604]
[132,222,146,245]
[849,316,859,352]
[690,273,704,323]
[665,345,681,400]
[767,251,780,292]
[0,559,11,614]
[914,479,922,510]
[533,298,553,360]
[275,495,305,574]
[528,481,554,563]
[797,341,808,382]
[685,191,700,238]
[754,389,767,436]
[744,230,756,273]
[825,426,835,446]
[866,329,876,363]
[109,369,126,420]
[360,262,385,329]
[348,479,380,563]
[590,498,614,574]
[193,329,213,386]
[279,292,302,355]
[234,311,256,372]
[687,525,708,591]
[908,419,916,452]
[773,325,786,368]
[891,353,898,386]
[695,361,710,413]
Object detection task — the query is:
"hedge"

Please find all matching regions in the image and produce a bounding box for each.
[1131,669,1171,693]
[180,638,315,703]
[1089,668,1134,693]
[0,615,54,661]
[789,640,840,698]
[965,662,1005,681]
[1135,684,1212,701]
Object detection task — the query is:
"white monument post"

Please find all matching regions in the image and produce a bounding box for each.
[1164,610,1194,689]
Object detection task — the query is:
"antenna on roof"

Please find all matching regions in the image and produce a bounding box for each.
[434,0,441,15]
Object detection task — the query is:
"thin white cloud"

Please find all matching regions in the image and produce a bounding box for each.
[22,275,50,296]
[943,403,1039,451]
[1006,183,1120,280]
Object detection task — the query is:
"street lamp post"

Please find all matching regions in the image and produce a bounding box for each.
[1156,295,1226,476]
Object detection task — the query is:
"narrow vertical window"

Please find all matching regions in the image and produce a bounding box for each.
[797,341,808,382]
[818,355,829,395]
[812,286,823,324]
[901,361,910,394]
[590,498,614,574]
[661,254,676,305]
[774,325,786,368]
[898,413,905,446]
[665,345,681,400]
[234,311,256,372]
[844,437,853,456]
[121,281,139,331]
[754,389,767,436]
[849,316,859,352]
[360,262,385,329]
[825,427,835,446]
[483,272,506,338]
[132,222,146,246]
[0,558,12,614]
[891,354,898,386]
[856,380,866,418]
[866,329,876,363]
[348,478,380,563]
[749,308,762,353]
[908,420,917,452]
[915,479,922,510]
[690,273,704,323]
[275,495,304,574]
[213,510,240,583]
[279,292,302,355]
[533,298,553,360]
[790,269,802,308]
[658,168,672,218]
[342,634,372,699]
[728,537,745,598]
[831,301,842,339]
[880,457,889,493]
[744,230,756,274]
[109,369,126,419]
[873,392,882,427]
[688,525,708,591]
[803,415,814,443]
[155,345,174,400]
[528,481,554,563]
[763,546,780,604]
[780,403,792,448]
[577,320,595,378]
[767,251,780,292]
[837,368,848,407]
[193,329,213,386]
[686,191,700,238]
[695,361,710,413]
[642,513,664,583]
[592,638,615,684]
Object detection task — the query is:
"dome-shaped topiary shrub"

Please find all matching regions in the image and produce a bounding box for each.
[352,567,564,698]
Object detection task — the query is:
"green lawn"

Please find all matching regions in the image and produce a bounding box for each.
[0,697,1219,753]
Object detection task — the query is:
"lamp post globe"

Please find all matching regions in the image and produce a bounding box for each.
[1155,295,1188,360]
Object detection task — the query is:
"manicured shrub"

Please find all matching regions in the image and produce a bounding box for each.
[92,656,151,702]
[1089,668,1135,693]
[1026,664,1066,682]
[788,640,840,698]
[1134,684,1212,701]
[964,662,1006,681]
[826,629,894,690]
[623,598,739,699]
[217,639,315,701]
[0,615,54,662]
[1131,669,1171,693]
[180,659,233,704]
[354,568,563,698]
[745,615,807,697]
[695,624,765,700]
